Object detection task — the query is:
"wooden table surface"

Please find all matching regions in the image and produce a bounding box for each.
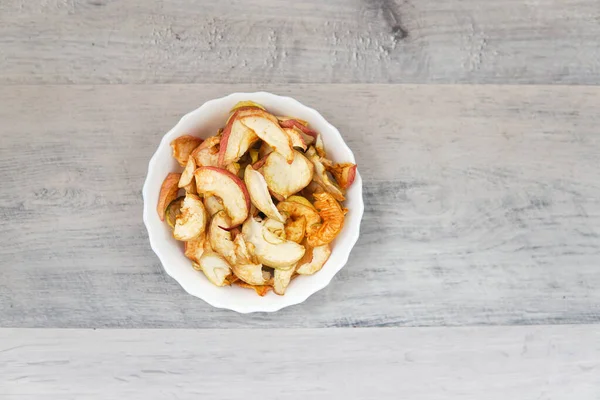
[1,1,599,398]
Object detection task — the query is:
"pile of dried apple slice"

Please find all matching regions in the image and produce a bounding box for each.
[157,101,357,296]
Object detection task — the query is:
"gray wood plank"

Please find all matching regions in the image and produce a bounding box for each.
[1,326,599,399]
[1,84,600,328]
[1,0,599,85]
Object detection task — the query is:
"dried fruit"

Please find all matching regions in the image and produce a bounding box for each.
[306,192,344,247]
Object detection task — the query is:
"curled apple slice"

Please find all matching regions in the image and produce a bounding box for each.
[165,196,185,229]
[306,147,345,201]
[285,216,306,243]
[173,193,208,241]
[328,162,357,189]
[195,166,250,226]
[278,118,317,145]
[238,109,294,163]
[263,151,313,199]
[219,112,260,167]
[277,200,321,233]
[191,135,220,167]
[244,165,286,223]
[296,243,332,275]
[208,211,236,264]
[283,127,307,151]
[195,252,231,287]
[178,156,196,188]
[171,135,203,167]
[157,172,182,221]
[184,232,206,263]
[306,192,344,247]
[263,218,285,240]
[242,217,305,269]
[273,265,296,295]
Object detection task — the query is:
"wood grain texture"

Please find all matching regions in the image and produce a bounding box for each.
[1,84,600,328]
[1,326,599,399]
[1,0,599,85]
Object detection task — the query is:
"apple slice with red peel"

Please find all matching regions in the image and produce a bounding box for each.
[195,252,231,287]
[195,166,250,226]
[242,217,305,269]
[283,127,308,151]
[306,147,345,201]
[219,113,260,167]
[157,172,182,221]
[238,110,294,163]
[278,119,318,144]
[192,135,220,167]
[171,135,203,167]
[244,165,286,223]
[328,162,357,189]
[296,243,331,275]
[208,211,236,264]
[262,151,313,199]
[173,193,208,241]
[178,156,196,188]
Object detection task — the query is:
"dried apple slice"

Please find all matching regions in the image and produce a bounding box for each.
[195,166,250,226]
[238,109,294,163]
[244,165,286,223]
[171,135,203,167]
[242,217,305,269]
[284,216,306,243]
[273,265,296,295]
[306,192,344,247]
[178,156,196,188]
[173,193,208,241]
[219,112,260,167]
[208,211,236,264]
[296,243,332,275]
[306,147,345,201]
[278,119,317,145]
[262,151,313,199]
[277,200,321,233]
[184,232,206,263]
[157,172,182,221]
[191,135,220,167]
[226,162,241,176]
[195,252,231,286]
[328,163,357,189]
[263,218,285,240]
[165,196,185,229]
[283,127,307,151]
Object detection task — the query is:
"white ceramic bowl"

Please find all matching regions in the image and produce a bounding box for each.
[142,92,363,313]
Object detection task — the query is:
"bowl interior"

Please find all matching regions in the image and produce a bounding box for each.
[143,92,363,313]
